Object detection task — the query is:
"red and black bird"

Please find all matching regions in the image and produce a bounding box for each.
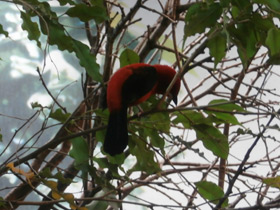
[104,63,181,156]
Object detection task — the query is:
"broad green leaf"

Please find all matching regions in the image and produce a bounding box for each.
[194,124,229,159]
[184,3,222,37]
[119,49,140,67]
[72,39,102,82]
[227,22,259,68]
[172,109,229,158]
[66,4,108,23]
[207,33,227,66]
[205,99,243,125]
[38,4,102,82]
[21,12,41,48]
[49,109,71,123]
[39,16,74,52]
[69,137,89,169]
[0,24,8,37]
[195,181,228,207]
[148,112,170,132]
[172,110,212,128]
[208,99,245,112]
[263,176,280,189]
[265,28,280,57]
[137,123,165,150]
[129,135,160,174]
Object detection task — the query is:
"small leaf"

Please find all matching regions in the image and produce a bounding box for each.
[31,102,44,109]
[207,33,227,66]
[21,11,41,48]
[139,112,171,150]
[263,176,280,189]
[205,99,244,125]
[49,109,71,123]
[172,110,212,129]
[0,24,8,37]
[63,193,75,207]
[52,191,61,200]
[129,135,160,174]
[119,49,140,67]
[194,124,229,159]
[72,39,102,82]
[184,2,222,37]
[195,181,228,207]
[69,137,89,169]
[66,4,108,23]
[39,15,74,52]
[208,99,245,112]
[265,28,280,57]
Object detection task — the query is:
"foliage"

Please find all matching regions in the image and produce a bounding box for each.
[0,0,280,209]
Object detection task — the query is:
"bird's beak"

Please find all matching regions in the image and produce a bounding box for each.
[172,95,178,105]
[168,93,177,105]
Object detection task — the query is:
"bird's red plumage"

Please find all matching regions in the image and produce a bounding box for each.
[104,63,180,156]
[106,63,156,112]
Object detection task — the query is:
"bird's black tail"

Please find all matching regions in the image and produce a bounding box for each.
[104,107,128,156]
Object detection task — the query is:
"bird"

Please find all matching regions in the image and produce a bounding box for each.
[104,63,181,156]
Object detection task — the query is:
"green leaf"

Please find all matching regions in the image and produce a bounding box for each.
[227,22,259,68]
[69,137,89,169]
[195,181,228,207]
[205,99,244,125]
[184,2,222,37]
[172,109,229,158]
[39,15,74,52]
[208,99,245,112]
[148,112,170,132]
[129,135,160,174]
[263,176,280,189]
[172,110,212,129]
[119,49,140,67]
[49,109,71,123]
[194,124,229,159]
[142,112,170,150]
[207,33,227,66]
[21,12,41,48]
[38,6,102,81]
[31,102,44,109]
[66,4,108,23]
[265,28,280,57]
[0,24,8,37]
[72,39,102,82]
